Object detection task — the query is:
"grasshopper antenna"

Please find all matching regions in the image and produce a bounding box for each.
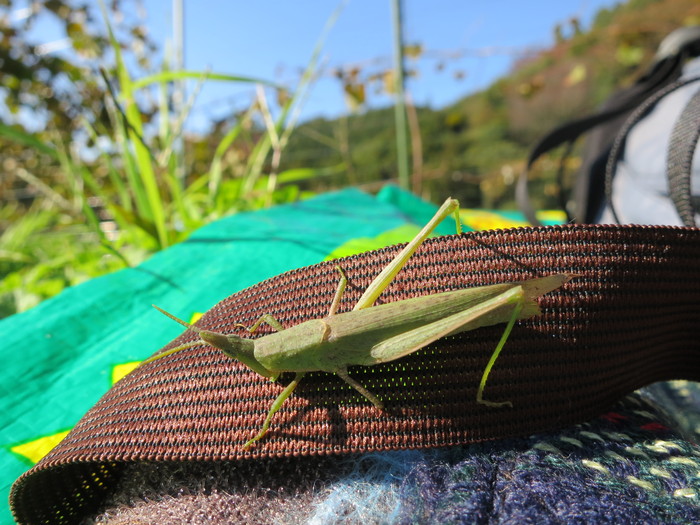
[142,305,204,365]
[152,304,203,333]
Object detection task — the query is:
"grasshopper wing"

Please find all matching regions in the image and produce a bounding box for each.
[367,273,571,365]
[368,285,525,364]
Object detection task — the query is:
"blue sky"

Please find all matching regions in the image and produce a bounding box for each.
[15,0,622,131]
[137,0,621,131]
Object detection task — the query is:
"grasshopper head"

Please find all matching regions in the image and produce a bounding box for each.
[148,305,271,379]
[198,330,255,362]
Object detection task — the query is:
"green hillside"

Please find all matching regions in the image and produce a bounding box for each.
[279,0,700,210]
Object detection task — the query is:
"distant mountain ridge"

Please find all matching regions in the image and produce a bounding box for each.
[279,0,700,210]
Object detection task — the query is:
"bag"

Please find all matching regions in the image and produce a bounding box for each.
[517,26,700,226]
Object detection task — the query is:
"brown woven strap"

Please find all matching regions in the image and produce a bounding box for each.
[11,224,700,524]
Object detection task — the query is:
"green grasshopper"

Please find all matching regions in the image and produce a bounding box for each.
[145,198,571,449]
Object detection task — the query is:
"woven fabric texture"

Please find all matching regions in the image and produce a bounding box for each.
[10,221,700,524]
[86,382,700,524]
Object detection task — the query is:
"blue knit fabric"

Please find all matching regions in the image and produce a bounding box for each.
[305,382,700,524]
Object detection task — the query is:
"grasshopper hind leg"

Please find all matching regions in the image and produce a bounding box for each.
[475,300,523,409]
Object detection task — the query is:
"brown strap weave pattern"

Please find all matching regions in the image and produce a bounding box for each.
[11,225,700,524]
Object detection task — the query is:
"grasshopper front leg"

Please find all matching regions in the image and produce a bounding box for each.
[245,266,352,447]
[240,314,286,334]
[243,372,306,449]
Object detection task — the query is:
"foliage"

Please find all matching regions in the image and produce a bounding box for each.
[0,0,154,316]
[279,0,700,209]
[0,0,340,316]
